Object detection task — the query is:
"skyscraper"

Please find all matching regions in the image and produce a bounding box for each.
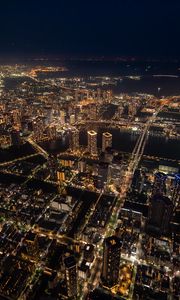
[32,119,44,141]
[87,130,97,156]
[101,236,122,288]
[147,194,173,235]
[102,132,112,152]
[69,129,79,152]
[64,256,78,299]
[152,172,167,196]
[60,110,66,125]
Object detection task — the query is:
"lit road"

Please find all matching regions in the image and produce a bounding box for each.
[26,137,49,160]
[0,153,40,167]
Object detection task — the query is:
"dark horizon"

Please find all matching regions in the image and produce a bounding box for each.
[0,1,180,58]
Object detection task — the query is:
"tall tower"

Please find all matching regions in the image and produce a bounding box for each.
[69,129,79,152]
[60,110,66,125]
[147,194,173,235]
[152,172,167,196]
[64,256,78,299]
[102,236,122,288]
[102,132,112,152]
[87,130,97,156]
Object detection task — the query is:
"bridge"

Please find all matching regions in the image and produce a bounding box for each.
[26,137,49,160]
[0,153,40,167]
[129,104,164,175]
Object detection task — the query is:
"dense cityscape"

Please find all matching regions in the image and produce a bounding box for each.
[0,59,179,300]
[0,0,180,299]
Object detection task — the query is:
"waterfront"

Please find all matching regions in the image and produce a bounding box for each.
[0,129,179,164]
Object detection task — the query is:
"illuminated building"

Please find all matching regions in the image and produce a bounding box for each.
[172,174,180,208]
[70,114,76,125]
[0,135,11,148]
[152,172,167,196]
[87,130,97,156]
[102,236,122,288]
[78,260,90,280]
[60,110,66,125]
[78,160,86,173]
[12,109,21,128]
[60,159,73,167]
[106,90,112,102]
[102,132,112,152]
[32,119,44,141]
[64,256,78,299]
[57,170,65,182]
[128,103,137,117]
[69,129,79,152]
[147,194,173,235]
[83,244,94,262]
[107,163,122,187]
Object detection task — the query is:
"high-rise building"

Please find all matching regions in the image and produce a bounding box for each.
[102,236,122,288]
[87,130,97,156]
[172,174,180,208]
[152,172,167,196]
[69,129,79,152]
[78,160,86,173]
[32,119,44,141]
[102,132,112,152]
[64,256,78,299]
[60,110,66,125]
[147,194,173,235]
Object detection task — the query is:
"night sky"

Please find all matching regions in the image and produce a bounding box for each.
[0,0,180,57]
